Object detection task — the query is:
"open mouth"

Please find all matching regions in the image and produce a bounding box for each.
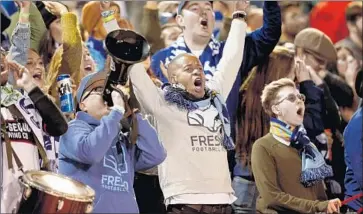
[194,78,203,92]
[32,73,42,80]
[194,78,202,86]
[84,64,93,72]
[297,107,304,116]
[200,19,208,28]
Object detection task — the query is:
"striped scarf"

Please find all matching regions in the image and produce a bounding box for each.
[269,117,333,187]
[269,117,294,142]
[164,35,222,80]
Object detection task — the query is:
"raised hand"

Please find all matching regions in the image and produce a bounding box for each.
[15,1,31,10]
[7,60,36,92]
[236,0,250,11]
[294,57,311,83]
[15,1,31,23]
[345,55,359,84]
[145,1,158,9]
[111,84,129,109]
[0,56,8,86]
[42,1,68,17]
[100,1,112,12]
[224,1,250,18]
[226,1,250,12]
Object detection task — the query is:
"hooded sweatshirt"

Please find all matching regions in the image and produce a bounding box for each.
[58,110,166,213]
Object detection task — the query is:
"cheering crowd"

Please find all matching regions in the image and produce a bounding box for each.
[1,1,362,214]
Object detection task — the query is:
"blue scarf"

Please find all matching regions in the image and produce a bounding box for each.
[270,118,333,187]
[164,35,223,80]
[162,83,234,151]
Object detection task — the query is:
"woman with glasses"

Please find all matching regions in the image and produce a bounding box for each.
[251,78,341,214]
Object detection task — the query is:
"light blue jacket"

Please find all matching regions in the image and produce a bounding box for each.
[59,110,166,213]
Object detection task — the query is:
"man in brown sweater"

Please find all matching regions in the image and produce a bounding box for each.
[251,77,341,214]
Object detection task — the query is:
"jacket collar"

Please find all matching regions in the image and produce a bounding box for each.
[76,111,100,126]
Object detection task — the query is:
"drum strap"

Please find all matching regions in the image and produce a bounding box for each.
[111,79,139,145]
[6,105,50,171]
[0,110,24,171]
[127,79,139,145]
[32,132,50,170]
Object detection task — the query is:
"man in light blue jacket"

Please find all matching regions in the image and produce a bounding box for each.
[58,71,166,213]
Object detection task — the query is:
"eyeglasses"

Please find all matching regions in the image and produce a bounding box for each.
[275,93,305,105]
[81,87,103,102]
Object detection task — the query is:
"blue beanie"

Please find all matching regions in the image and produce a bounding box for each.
[76,71,107,104]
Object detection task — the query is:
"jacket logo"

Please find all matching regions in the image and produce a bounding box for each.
[19,98,40,129]
[103,146,128,176]
[187,104,222,133]
[101,145,129,192]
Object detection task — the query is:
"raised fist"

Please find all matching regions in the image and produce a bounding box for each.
[100,1,112,11]
[42,1,68,17]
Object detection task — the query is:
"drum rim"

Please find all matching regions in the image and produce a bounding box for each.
[21,170,95,202]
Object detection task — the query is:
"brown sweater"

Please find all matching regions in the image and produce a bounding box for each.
[251,133,329,214]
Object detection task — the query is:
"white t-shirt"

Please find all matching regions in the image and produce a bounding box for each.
[191,49,204,58]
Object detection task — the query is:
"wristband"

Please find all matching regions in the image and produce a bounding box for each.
[232,11,247,20]
[102,14,115,23]
[111,105,125,114]
[19,12,30,19]
[101,10,115,18]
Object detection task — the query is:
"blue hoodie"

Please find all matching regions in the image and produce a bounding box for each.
[58,110,166,213]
